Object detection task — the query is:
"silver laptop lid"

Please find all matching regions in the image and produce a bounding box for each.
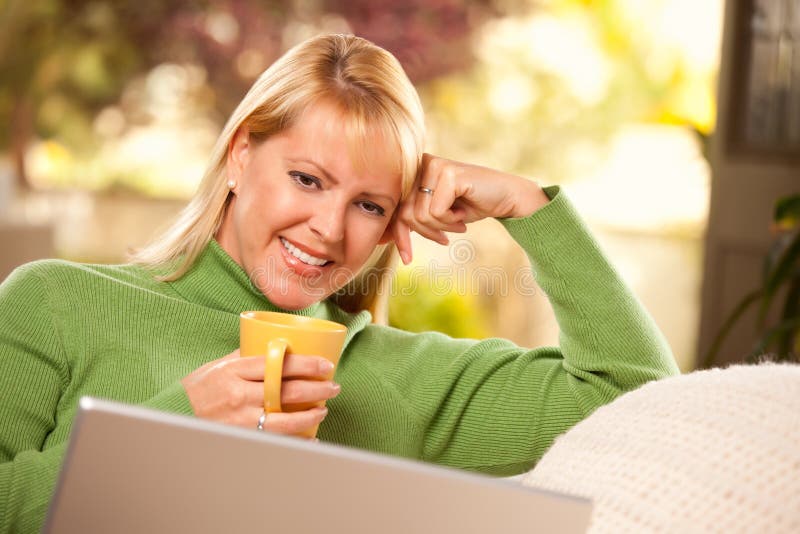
[45,397,591,533]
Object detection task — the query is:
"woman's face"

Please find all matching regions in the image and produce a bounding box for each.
[216,102,403,310]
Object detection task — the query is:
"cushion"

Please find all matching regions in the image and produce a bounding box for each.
[523,364,800,533]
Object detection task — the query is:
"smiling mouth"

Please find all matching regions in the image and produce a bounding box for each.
[279,237,332,267]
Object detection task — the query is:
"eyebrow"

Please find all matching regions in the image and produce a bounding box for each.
[287,157,398,207]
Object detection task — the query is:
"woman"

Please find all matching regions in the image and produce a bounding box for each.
[0,34,678,532]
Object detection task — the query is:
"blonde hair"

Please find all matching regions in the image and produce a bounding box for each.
[131,34,425,323]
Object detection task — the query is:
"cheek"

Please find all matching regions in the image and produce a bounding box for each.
[238,183,298,236]
[345,222,388,262]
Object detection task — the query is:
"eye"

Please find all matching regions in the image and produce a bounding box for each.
[288,171,321,190]
[358,201,385,217]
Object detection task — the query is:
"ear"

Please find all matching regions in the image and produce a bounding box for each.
[226,126,251,183]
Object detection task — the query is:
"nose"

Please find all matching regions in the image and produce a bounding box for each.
[309,198,346,243]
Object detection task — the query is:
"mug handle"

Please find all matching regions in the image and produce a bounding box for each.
[264,338,287,413]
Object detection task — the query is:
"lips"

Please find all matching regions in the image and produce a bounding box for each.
[278,237,333,276]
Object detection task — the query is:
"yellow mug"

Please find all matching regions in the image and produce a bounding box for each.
[239,311,347,438]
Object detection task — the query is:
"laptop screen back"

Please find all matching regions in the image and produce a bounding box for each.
[45,397,591,534]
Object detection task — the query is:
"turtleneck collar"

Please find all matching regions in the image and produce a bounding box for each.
[168,240,323,317]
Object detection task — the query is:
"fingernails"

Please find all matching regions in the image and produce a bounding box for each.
[320,360,335,374]
[400,251,411,264]
[330,382,341,395]
[318,407,329,417]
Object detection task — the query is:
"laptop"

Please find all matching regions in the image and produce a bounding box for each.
[45,397,592,533]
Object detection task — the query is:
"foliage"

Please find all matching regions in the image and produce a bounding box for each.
[702,194,800,366]
[423,0,719,185]
[324,0,497,83]
[3,0,720,194]
[389,267,489,339]
[0,0,506,188]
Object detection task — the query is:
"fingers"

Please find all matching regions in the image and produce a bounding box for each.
[392,217,413,265]
[281,379,341,405]
[228,353,342,404]
[283,354,336,379]
[234,378,341,410]
[419,170,459,224]
[420,175,469,230]
[404,184,451,246]
[411,219,450,246]
[258,406,329,436]
[232,353,335,381]
[185,351,339,437]
[396,153,469,247]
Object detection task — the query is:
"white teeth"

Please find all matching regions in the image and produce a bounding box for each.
[280,238,328,266]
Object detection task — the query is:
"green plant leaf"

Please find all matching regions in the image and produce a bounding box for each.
[747,316,800,362]
[774,194,800,229]
[701,288,762,368]
[757,230,800,325]
[761,231,792,287]
[778,274,800,355]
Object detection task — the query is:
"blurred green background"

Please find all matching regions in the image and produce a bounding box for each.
[0,0,724,370]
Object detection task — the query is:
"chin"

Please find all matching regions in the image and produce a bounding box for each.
[271,298,316,311]
[261,285,331,311]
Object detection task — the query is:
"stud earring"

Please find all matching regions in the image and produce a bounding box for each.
[227,179,236,189]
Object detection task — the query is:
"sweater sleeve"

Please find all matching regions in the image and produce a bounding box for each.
[0,264,193,533]
[349,186,679,475]
[497,185,680,404]
[0,264,70,532]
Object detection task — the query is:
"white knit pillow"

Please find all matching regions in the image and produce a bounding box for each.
[523,364,800,533]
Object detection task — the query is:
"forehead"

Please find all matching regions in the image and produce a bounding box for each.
[282,102,403,189]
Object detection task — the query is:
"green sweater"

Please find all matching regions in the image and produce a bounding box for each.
[0,187,678,532]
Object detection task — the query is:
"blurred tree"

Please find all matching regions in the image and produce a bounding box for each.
[422,0,718,184]
[0,0,510,191]
[324,0,497,83]
[0,0,288,189]
[389,268,490,339]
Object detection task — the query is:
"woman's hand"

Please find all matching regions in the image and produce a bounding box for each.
[181,349,340,436]
[392,154,550,264]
